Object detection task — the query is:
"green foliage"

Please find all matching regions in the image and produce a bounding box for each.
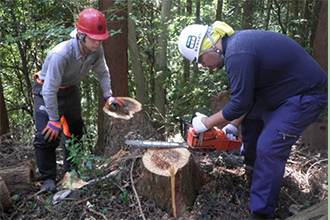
[128,0,322,135]
[120,189,130,203]
[65,133,110,182]
[0,0,97,143]
[45,197,53,210]
[11,194,20,201]
[1,0,323,143]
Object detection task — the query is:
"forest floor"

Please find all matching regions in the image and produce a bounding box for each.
[0,136,328,220]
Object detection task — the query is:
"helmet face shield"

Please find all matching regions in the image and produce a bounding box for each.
[178,24,208,62]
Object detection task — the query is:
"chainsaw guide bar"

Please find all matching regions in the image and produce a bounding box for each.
[125,118,241,152]
[125,140,189,149]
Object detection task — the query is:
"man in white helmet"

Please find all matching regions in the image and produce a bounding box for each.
[178,21,327,219]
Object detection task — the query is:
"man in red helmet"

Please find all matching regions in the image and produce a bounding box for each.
[32,8,125,192]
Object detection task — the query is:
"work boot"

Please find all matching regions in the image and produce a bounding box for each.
[41,179,56,193]
[244,156,256,171]
[244,212,269,220]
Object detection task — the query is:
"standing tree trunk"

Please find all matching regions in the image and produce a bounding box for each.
[192,0,201,77]
[128,0,147,106]
[0,76,10,137]
[242,0,255,29]
[96,1,128,155]
[216,0,223,21]
[263,0,272,30]
[311,0,328,73]
[100,1,128,97]
[195,0,201,24]
[300,0,328,151]
[182,0,193,82]
[154,0,172,117]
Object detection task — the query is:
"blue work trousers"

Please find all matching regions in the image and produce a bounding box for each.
[240,92,327,215]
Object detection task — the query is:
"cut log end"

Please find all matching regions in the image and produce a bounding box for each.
[0,160,37,194]
[142,148,190,176]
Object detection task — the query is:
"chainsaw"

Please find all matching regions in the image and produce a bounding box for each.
[125,118,242,152]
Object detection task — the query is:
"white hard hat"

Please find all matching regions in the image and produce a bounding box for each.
[177,24,209,63]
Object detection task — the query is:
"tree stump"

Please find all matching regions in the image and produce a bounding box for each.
[97,110,162,157]
[301,117,328,150]
[0,176,13,211]
[210,90,230,114]
[138,148,207,218]
[0,160,36,194]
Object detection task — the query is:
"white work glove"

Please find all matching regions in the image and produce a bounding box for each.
[192,112,209,133]
[222,124,239,140]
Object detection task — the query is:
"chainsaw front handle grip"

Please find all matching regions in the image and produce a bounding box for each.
[180,117,191,141]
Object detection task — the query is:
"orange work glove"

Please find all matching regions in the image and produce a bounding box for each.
[106,96,127,111]
[42,120,62,142]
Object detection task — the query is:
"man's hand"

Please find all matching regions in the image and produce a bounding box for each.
[222,123,238,140]
[192,112,209,133]
[106,96,127,111]
[42,120,62,142]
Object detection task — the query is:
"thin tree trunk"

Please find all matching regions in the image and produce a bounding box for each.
[263,0,272,30]
[192,0,201,76]
[186,0,192,16]
[309,0,323,49]
[242,0,254,29]
[155,0,172,117]
[183,0,193,81]
[216,0,223,21]
[0,76,10,137]
[195,0,201,24]
[128,0,147,106]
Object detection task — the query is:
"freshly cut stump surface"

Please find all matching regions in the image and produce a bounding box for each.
[138,148,206,217]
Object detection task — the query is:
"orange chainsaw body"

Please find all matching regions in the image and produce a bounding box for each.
[185,126,241,152]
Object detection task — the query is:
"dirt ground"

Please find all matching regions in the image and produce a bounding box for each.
[0,135,328,220]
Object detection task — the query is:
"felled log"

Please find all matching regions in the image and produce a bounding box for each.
[0,176,13,211]
[137,148,207,218]
[0,160,36,194]
[285,200,328,220]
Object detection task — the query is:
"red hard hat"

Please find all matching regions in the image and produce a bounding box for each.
[76,8,109,40]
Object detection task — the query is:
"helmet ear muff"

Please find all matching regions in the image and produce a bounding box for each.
[81,33,86,42]
[78,32,87,43]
